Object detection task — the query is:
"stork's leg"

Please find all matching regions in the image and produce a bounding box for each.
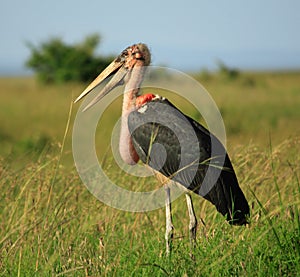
[164,184,174,255]
[185,193,197,248]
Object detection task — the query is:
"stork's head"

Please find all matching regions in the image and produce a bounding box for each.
[74,43,151,110]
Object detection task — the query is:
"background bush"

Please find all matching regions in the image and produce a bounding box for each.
[26,34,113,83]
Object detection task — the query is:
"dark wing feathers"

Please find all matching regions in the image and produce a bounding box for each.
[128,98,249,225]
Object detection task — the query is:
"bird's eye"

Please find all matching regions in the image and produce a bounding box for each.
[116,49,129,63]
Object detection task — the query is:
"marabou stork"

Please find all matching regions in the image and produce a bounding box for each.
[74,43,250,254]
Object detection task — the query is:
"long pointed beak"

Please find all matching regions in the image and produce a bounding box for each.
[74,58,127,111]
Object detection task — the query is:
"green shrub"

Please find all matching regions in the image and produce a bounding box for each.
[25,34,113,83]
[217,60,240,80]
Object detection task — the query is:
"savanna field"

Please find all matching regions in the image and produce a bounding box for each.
[0,71,299,276]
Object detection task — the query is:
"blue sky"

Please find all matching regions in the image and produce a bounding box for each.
[1,0,300,74]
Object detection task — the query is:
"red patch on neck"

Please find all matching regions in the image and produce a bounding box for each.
[136,93,156,107]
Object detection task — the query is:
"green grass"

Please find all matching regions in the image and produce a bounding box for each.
[0,72,300,276]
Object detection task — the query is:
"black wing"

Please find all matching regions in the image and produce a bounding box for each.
[128,98,249,225]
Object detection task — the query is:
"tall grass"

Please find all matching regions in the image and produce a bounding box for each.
[0,73,300,275]
[0,137,299,276]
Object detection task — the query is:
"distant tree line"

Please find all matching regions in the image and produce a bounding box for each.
[26,34,113,83]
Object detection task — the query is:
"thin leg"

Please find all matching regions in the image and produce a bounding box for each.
[164,184,174,256]
[185,193,197,248]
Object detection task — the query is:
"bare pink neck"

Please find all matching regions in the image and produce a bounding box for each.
[119,66,145,165]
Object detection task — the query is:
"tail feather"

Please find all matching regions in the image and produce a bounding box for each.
[203,160,250,225]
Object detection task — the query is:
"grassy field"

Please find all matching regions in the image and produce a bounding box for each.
[0,71,299,276]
